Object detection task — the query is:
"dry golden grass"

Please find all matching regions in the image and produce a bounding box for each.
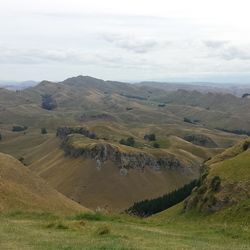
[0,152,89,214]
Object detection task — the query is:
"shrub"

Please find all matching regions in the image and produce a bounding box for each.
[96,225,110,235]
[184,117,192,123]
[41,94,57,110]
[46,222,69,230]
[41,128,47,134]
[210,176,221,192]
[242,141,250,151]
[126,107,133,111]
[0,133,2,141]
[153,142,160,148]
[73,212,105,221]
[158,103,165,107]
[144,133,156,141]
[119,137,135,147]
[12,125,28,132]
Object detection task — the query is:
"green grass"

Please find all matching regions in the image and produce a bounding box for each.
[209,149,250,183]
[0,210,249,250]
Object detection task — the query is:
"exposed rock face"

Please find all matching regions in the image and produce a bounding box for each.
[183,176,236,213]
[56,126,97,140]
[62,139,184,171]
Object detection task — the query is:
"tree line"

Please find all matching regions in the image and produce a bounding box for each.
[126,179,198,217]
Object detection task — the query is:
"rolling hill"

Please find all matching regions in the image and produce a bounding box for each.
[0,152,88,214]
[0,75,249,211]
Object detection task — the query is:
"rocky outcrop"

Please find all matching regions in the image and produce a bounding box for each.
[61,138,183,171]
[56,126,97,140]
[183,175,239,213]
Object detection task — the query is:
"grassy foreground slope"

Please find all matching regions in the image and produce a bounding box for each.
[0,141,249,249]
[0,208,249,250]
[0,152,89,214]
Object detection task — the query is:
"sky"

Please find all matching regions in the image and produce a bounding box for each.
[1,0,250,83]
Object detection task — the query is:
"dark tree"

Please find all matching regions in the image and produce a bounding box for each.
[242,141,250,151]
[12,125,28,132]
[144,133,156,141]
[41,128,47,134]
[153,142,160,148]
[126,179,198,217]
[242,93,250,98]
[119,137,135,147]
[127,137,135,146]
[210,176,221,191]
[216,128,250,136]
[41,94,57,110]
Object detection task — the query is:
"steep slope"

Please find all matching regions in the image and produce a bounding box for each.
[182,139,250,221]
[151,140,250,228]
[0,152,89,214]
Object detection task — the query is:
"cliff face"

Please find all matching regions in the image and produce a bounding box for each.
[61,138,184,172]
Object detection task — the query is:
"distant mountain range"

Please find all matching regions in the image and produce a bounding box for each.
[137,81,250,97]
[0,80,38,90]
[1,78,250,97]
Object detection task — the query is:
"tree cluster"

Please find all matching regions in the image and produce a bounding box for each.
[217,128,250,136]
[144,133,156,141]
[41,94,57,110]
[56,127,97,140]
[126,179,198,217]
[12,125,28,132]
[41,128,47,134]
[119,137,135,147]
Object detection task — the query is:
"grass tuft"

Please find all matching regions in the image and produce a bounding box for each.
[72,212,106,221]
[46,221,69,230]
[95,225,110,236]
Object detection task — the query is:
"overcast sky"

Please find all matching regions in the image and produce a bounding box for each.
[1,0,250,82]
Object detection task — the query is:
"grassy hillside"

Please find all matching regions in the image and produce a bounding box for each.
[153,139,250,225]
[0,152,89,214]
[0,75,248,212]
[1,75,250,130]
[0,209,249,250]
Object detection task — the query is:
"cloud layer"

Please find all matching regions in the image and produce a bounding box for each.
[0,0,250,82]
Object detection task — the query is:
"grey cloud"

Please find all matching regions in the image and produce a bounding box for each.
[220,46,250,60]
[0,48,103,64]
[204,40,229,49]
[204,41,250,61]
[101,34,161,53]
[0,47,154,69]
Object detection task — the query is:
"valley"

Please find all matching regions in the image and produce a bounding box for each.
[0,76,250,249]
